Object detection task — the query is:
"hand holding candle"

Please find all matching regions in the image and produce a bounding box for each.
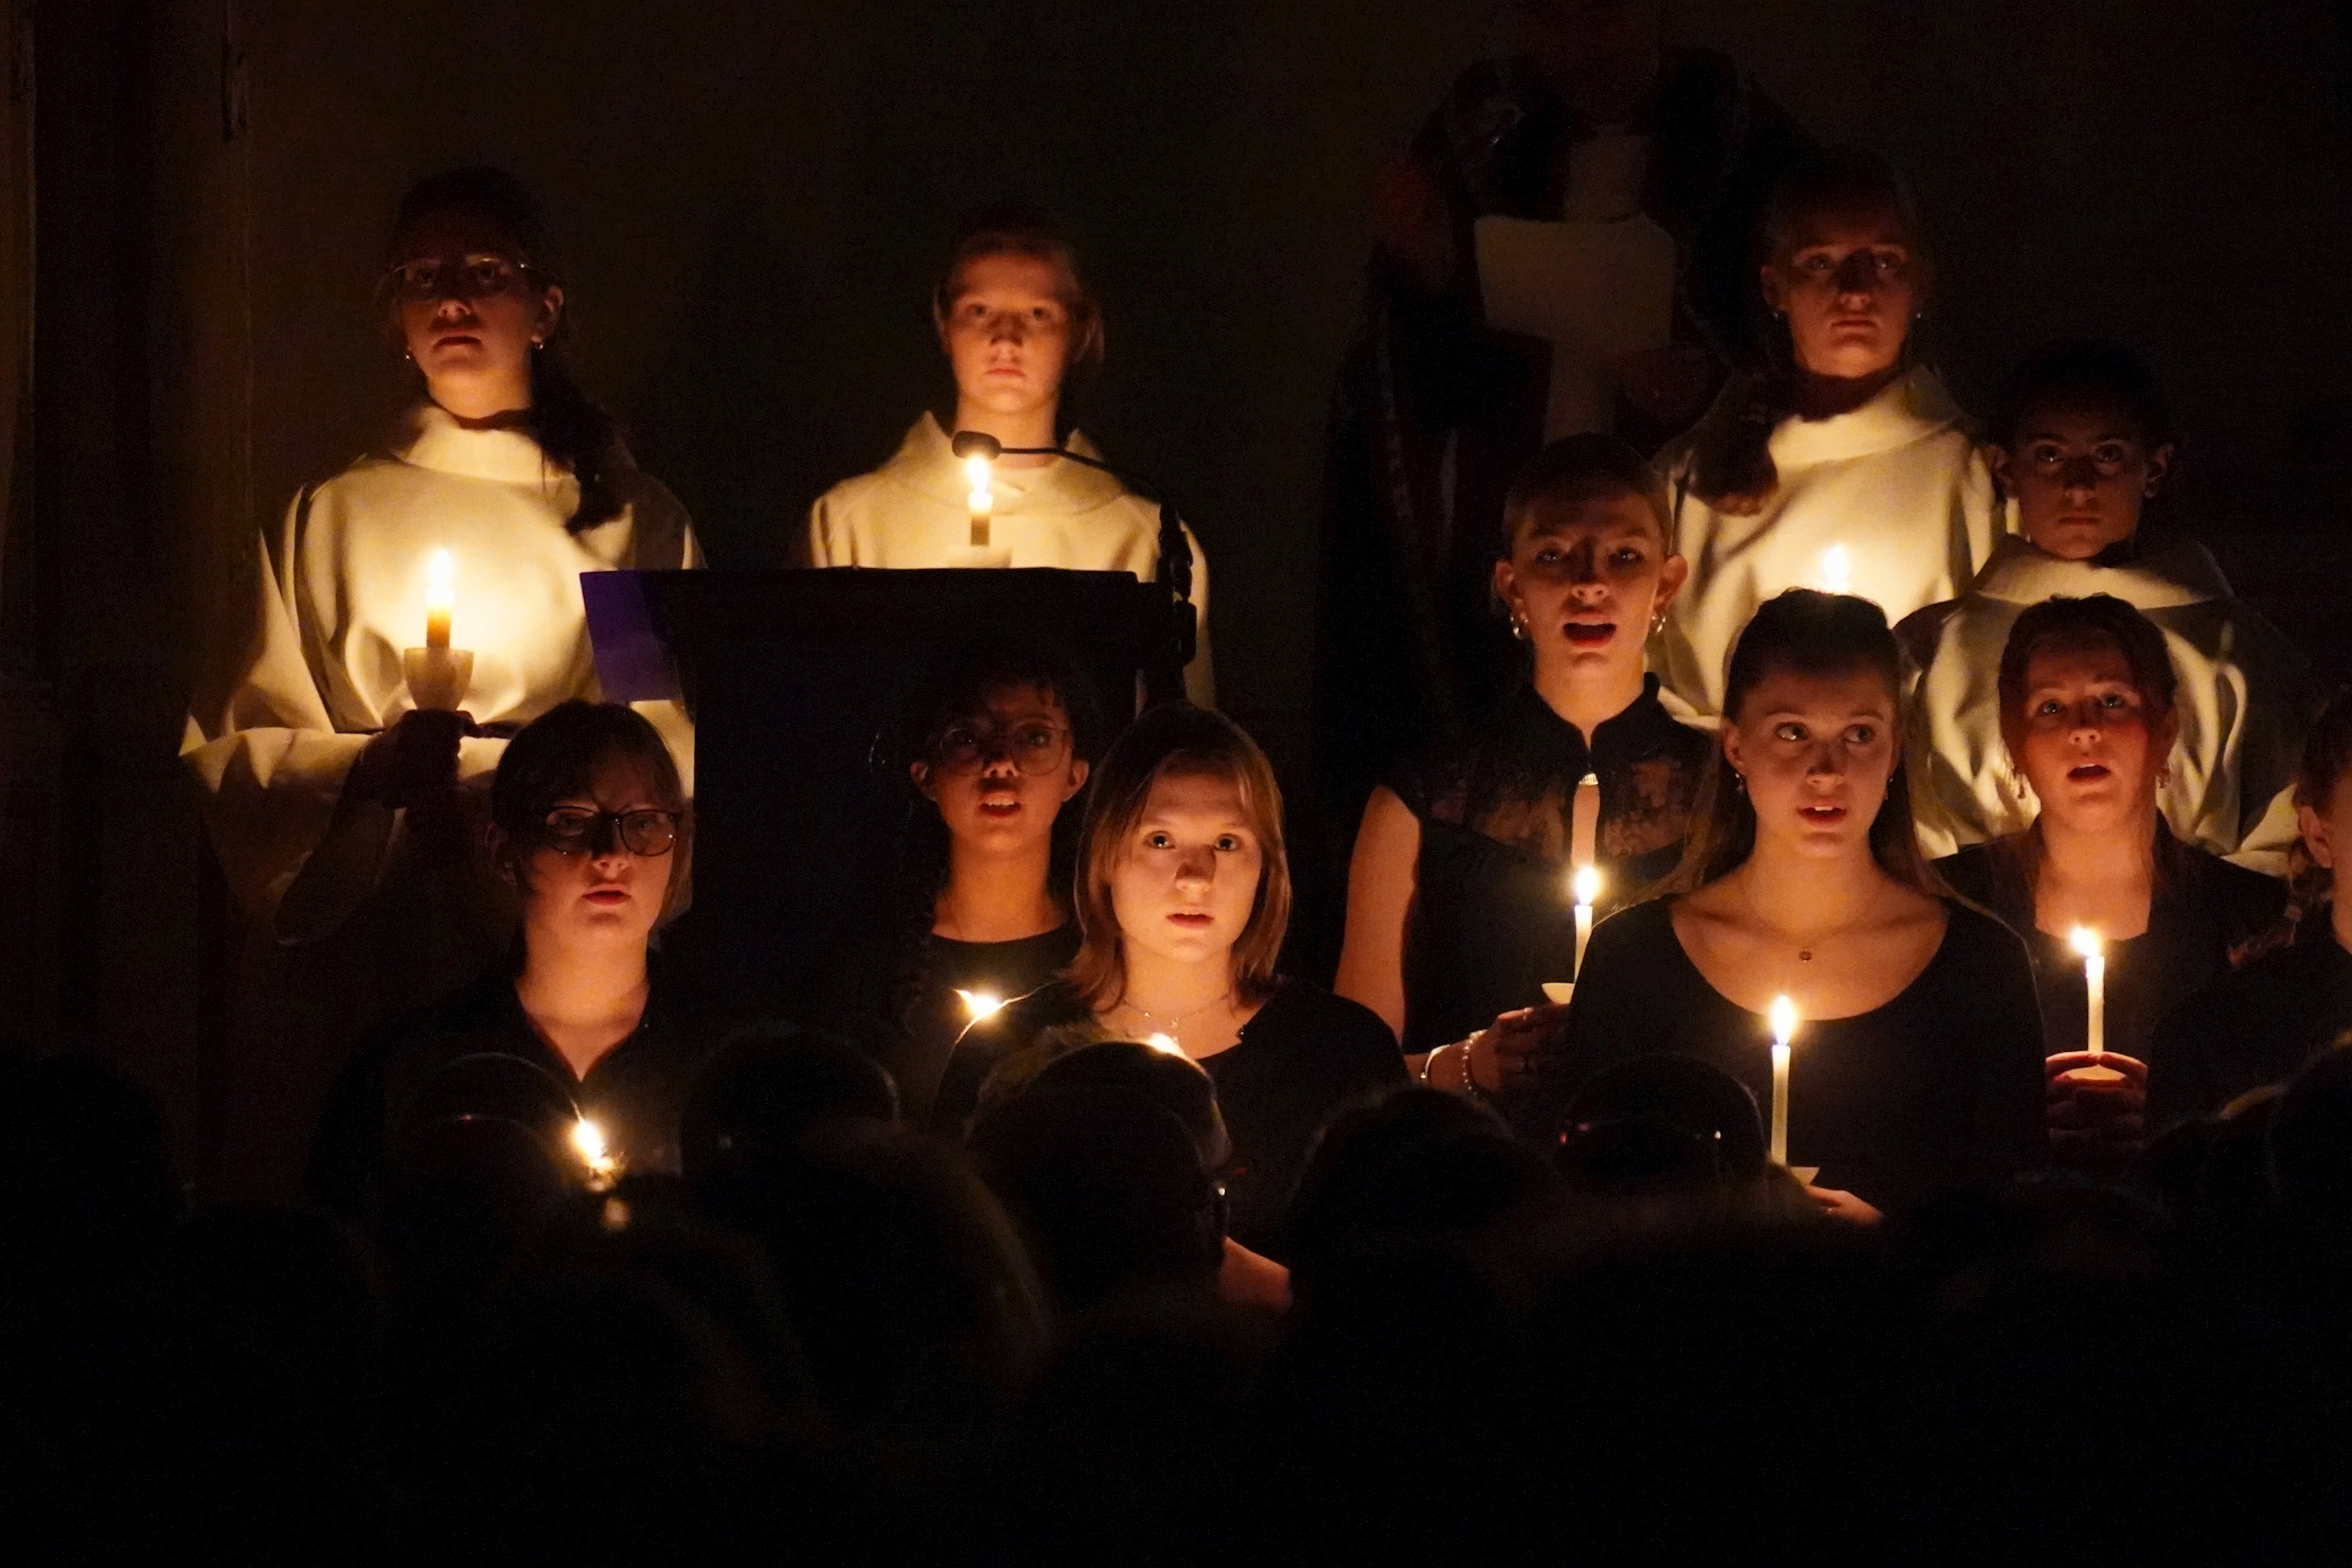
[1767,995,1797,1169]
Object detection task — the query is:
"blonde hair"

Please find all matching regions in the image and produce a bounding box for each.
[1065,705,1291,1011]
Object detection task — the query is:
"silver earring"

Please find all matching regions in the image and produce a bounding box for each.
[1510,616,1528,642]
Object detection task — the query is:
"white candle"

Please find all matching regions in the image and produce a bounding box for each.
[424,547,454,649]
[1570,864,1601,979]
[1767,995,1797,1168]
[2069,926,2105,1057]
[965,454,995,548]
[1818,544,1851,596]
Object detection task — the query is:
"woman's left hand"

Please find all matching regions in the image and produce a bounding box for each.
[1805,1185,1884,1226]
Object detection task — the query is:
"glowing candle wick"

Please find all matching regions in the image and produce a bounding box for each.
[424,547,454,650]
[1570,863,1602,980]
[1767,995,1798,1168]
[965,454,995,548]
[1819,544,1851,596]
[956,988,1007,1023]
[571,1116,618,1187]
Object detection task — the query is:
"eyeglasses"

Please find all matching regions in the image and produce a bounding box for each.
[383,253,537,303]
[537,807,681,858]
[932,720,1074,776]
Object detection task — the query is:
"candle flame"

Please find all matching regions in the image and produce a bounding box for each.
[2068,926,2102,961]
[1768,995,1798,1048]
[571,1117,609,1165]
[956,988,1007,1022]
[1818,545,1851,596]
[1145,1032,1183,1055]
[963,453,995,513]
[1570,864,1602,908]
[426,547,455,612]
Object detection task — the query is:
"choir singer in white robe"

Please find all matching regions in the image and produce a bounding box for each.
[802,205,1213,705]
[1902,341,2307,871]
[1649,148,2001,723]
[181,171,701,1194]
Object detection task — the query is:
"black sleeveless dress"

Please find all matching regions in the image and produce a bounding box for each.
[1386,678,1710,1053]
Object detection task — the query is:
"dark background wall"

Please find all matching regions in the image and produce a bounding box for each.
[8,1,2349,1190]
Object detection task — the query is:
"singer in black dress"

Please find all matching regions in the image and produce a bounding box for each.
[1534,591,2046,1215]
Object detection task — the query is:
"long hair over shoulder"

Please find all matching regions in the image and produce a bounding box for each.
[1652,590,1944,898]
[386,167,630,534]
[1065,704,1291,1011]
[1684,148,1931,517]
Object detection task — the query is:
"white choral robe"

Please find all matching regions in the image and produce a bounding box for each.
[1904,531,2308,872]
[181,405,701,1200]
[1649,366,2004,721]
[183,403,703,935]
[803,413,1215,705]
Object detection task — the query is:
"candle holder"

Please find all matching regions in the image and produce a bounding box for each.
[402,645,475,712]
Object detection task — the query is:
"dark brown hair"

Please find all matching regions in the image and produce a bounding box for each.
[1988,338,2176,455]
[933,201,1105,367]
[386,168,630,533]
[1500,432,1672,555]
[1066,704,1290,1011]
[1655,590,1943,896]
[2297,687,2352,815]
[1995,596,2179,763]
[1685,148,1930,516]
[489,700,693,928]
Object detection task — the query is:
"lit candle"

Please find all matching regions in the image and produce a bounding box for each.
[1145,1032,1184,1055]
[1570,864,1601,980]
[1767,995,1797,1168]
[955,988,1007,1023]
[571,1116,619,1189]
[965,453,995,549]
[2069,926,2105,1057]
[424,547,454,649]
[1818,544,1852,596]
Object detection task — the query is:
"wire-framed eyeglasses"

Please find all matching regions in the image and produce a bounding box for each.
[537,807,681,858]
[930,720,1074,776]
[382,253,539,304]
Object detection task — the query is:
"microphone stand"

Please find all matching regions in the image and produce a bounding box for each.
[950,430,1198,703]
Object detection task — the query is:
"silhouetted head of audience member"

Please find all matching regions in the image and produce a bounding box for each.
[1284,1086,1557,1302]
[0,1053,180,1277]
[2268,1047,2352,1237]
[1557,1054,1768,1204]
[720,1121,1047,1462]
[969,1085,1226,1312]
[1033,1038,1232,1171]
[678,1021,898,1184]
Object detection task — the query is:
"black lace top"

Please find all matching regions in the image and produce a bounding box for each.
[1385,678,1712,1052]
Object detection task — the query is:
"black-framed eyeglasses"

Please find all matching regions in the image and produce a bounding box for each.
[931,720,1074,776]
[537,807,681,858]
[382,253,537,303]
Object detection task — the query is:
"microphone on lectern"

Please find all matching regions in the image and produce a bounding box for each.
[948,430,1198,691]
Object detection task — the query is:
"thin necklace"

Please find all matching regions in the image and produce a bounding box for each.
[1110,988,1234,1046]
[1740,873,1887,964]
